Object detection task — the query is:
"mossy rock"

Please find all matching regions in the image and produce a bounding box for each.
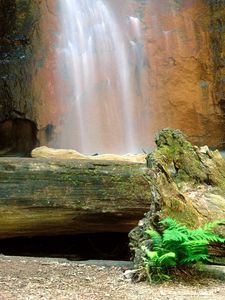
[146,128,225,188]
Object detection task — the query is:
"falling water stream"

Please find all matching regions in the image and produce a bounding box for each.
[56,0,143,154]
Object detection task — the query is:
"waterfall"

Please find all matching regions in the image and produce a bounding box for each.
[56,0,143,154]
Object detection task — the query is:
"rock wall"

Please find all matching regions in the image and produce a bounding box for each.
[0,0,40,154]
[0,0,225,155]
[208,0,225,148]
[139,0,225,148]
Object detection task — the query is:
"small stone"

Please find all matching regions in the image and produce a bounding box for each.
[123,269,137,279]
[199,145,209,153]
[138,220,144,226]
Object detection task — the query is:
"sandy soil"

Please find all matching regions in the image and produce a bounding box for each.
[0,255,225,300]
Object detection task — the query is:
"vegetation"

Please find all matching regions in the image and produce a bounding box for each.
[141,217,225,283]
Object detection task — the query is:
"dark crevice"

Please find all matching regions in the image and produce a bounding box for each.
[0,233,130,261]
[0,118,38,156]
[0,0,16,38]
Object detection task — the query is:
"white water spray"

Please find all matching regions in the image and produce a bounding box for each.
[56,0,143,154]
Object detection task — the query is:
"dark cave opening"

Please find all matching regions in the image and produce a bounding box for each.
[0,233,130,261]
[0,118,38,156]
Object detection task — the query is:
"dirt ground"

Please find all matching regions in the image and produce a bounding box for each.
[0,255,225,300]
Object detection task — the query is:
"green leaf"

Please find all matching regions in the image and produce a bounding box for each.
[181,254,209,264]
[145,229,163,251]
[163,228,188,243]
[158,252,176,267]
[146,251,159,261]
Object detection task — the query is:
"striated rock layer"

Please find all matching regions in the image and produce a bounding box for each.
[0,1,225,154]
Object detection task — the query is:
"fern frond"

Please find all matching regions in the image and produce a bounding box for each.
[142,245,176,268]
[181,240,208,264]
[202,232,225,243]
[187,229,225,243]
[158,252,176,267]
[182,239,208,246]
[160,217,188,233]
[182,240,208,251]
[181,254,209,264]
[163,228,188,243]
[145,229,163,252]
[141,217,225,282]
[144,249,158,261]
[201,219,225,231]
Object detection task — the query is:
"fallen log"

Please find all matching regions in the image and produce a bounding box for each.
[0,158,151,238]
[0,129,225,251]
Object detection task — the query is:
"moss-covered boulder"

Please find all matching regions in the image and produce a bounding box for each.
[147,128,225,186]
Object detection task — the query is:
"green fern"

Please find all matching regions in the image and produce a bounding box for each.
[142,217,225,282]
[159,217,225,265]
[141,246,176,282]
[181,254,209,264]
[180,240,208,264]
[142,246,176,267]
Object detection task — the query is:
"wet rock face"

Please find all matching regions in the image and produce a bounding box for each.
[208,0,225,148]
[0,0,40,154]
[0,0,39,155]
[0,0,15,38]
[138,0,225,149]
[0,0,40,119]
[0,0,225,154]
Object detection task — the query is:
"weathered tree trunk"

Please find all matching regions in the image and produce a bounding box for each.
[0,158,151,238]
[129,129,225,266]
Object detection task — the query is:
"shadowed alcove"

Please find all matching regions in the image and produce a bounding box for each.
[0,118,38,156]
